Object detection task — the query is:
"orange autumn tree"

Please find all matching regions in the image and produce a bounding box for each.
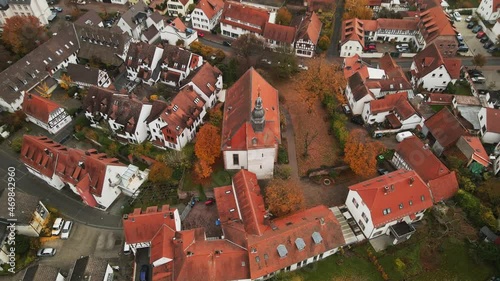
[344,129,385,177]
[265,179,305,217]
[344,0,373,20]
[2,16,48,55]
[59,73,73,90]
[194,124,221,179]
[149,161,173,183]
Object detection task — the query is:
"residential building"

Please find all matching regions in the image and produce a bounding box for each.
[147,86,206,151]
[451,95,482,130]
[221,68,281,179]
[456,136,491,169]
[0,0,52,27]
[477,0,500,23]
[340,18,365,57]
[0,25,79,112]
[478,107,500,144]
[263,22,296,51]
[346,170,433,243]
[183,62,223,109]
[117,2,164,40]
[160,17,198,47]
[391,136,459,202]
[66,63,111,88]
[241,0,284,11]
[73,9,104,27]
[19,265,66,281]
[0,190,50,237]
[20,136,148,210]
[293,12,322,57]
[68,256,114,281]
[191,0,224,32]
[220,1,271,38]
[493,18,500,37]
[422,107,468,156]
[83,87,152,144]
[361,92,422,130]
[22,93,72,135]
[410,43,461,92]
[342,54,371,79]
[166,0,193,16]
[482,90,500,109]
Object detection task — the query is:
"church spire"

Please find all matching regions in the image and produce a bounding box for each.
[251,87,265,132]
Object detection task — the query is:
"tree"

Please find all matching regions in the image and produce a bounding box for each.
[176,39,185,46]
[2,110,26,131]
[194,159,213,179]
[194,124,221,165]
[276,7,292,26]
[472,54,486,69]
[2,16,48,55]
[10,137,23,153]
[207,108,223,128]
[0,44,14,71]
[150,94,159,101]
[35,82,51,98]
[344,0,373,20]
[232,34,264,58]
[265,179,305,217]
[149,161,174,183]
[130,142,154,158]
[59,73,73,90]
[344,129,385,177]
[377,7,403,19]
[318,35,331,51]
[271,51,298,79]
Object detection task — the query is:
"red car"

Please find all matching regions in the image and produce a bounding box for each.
[205,198,215,206]
[476,31,486,38]
[364,45,376,51]
[198,32,205,37]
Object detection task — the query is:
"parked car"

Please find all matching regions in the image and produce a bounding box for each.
[123,242,131,255]
[472,25,483,33]
[468,69,483,76]
[366,42,377,47]
[52,218,65,236]
[457,45,469,52]
[350,115,364,125]
[472,76,486,84]
[364,45,376,51]
[261,58,271,65]
[480,36,490,43]
[465,15,473,22]
[377,168,389,175]
[222,41,231,47]
[396,43,409,51]
[185,14,191,21]
[467,22,475,29]
[342,104,351,115]
[456,33,464,42]
[476,31,486,38]
[37,248,57,257]
[205,198,216,206]
[484,41,494,49]
[140,265,149,281]
[60,221,73,239]
[453,11,462,21]
[396,131,414,142]
[487,47,500,53]
[197,31,204,37]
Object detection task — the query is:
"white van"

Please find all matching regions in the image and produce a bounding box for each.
[60,221,73,239]
[52,218,65,236]
[396,43,409,51]
[123,242,131,255]
[396,131,414,142]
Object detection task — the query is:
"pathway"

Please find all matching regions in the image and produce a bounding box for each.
[282,108,299,180]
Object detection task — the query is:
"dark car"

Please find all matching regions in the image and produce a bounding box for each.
[484,41,494,49]
[467,22,475,29]
[377,168,389,175]
[205,198,216,206]
[488,47,500,53]
[472,25,483,33]
[166,19,173,24]
[458,44,469,52]
[350,115,364,125]
[222,41,231,47]
[140,265,149,281]
[468,69,483,77]
[480,36,489,43]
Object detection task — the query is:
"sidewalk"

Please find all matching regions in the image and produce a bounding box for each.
[282,108,299,180]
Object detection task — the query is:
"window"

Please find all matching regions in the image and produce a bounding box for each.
[421,195,425,201]
[352,198,359,208]
[372,230,384,237]
[232,154,239,166]
[409,200,413,206]
[383,208,391,215]
[358,219,365,230]
[439,74,443,77]
[361,212,369,223]
[399,203,404,209]
[432,74,436,77]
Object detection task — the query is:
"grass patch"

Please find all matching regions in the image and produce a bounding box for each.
[431,105,445,112]
[455,83,472,96]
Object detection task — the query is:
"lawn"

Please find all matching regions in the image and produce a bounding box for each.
[430,105,445,112]
[181,159,233,192]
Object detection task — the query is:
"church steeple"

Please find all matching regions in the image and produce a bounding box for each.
[251,87,265,132]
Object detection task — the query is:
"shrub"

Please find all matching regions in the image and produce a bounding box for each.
[15,235,30,256]
[10,136,23,153]
[274,164,292,180]
[278,145,289,164]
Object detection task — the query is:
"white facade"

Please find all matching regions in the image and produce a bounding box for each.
[26,107,72,135]
[295,38,315,58]
[167,0,193,16]
[191,6,223,31]
[117,18,143,40]
[478,107,500,144]
[185,73,223,109]
[361,102,422,130]
[160,24,198,47]
[410,63,454,92]
[478,0,500,23]
[223,147,276,179]
[345,85,374,115]
[24,165,65,190]
[0,0,52,27]
[0,93,24,113]
[340,40,363,58]
[493,20,500,38]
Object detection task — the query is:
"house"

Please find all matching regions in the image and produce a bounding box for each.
[456,136,491,169]
[221,68,281,179]
[68,256,114,281]
[493,18,500,37]
[482,90,500,109]
[66,64,111,88]
[19,264,66,281]
[220,1,271,38]
[477,0,500,23]
[293,12,322,57]
[160,17,198,47]
[74,10,104,27]
[422,107,468,156]
[478,107,500,144]
[345,170,433,243]
[241,0,285,11]
[166,0,193,16]
[183,62,223,109]
[22,93,72,135]
[147,86,206,151]
[0,0,52,27]
[20,136,148,210]
[410,43,461,92]
[117,2,165,40]
[0,25,79,112]
[342,54,372,79]
[361,92,422,130]
[83,87,152,144]
[426,93,454,106]
[451,95,482,130]
[340,18,365,58]
[0,190,50,237]
[124,170,348,281]
[263,23,296,51]
[191,0,224,32]
[391,136,459,202]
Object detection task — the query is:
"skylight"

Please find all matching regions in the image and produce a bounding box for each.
[312,232,323,244]
[295,238,306,251]
[277,244,288,258]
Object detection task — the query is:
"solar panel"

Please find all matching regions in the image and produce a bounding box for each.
[277,244,288,258]
[295,238,306,251]
[312,232,323,244]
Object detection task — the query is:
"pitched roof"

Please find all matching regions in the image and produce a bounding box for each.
[146,100,169,123]
[66,63,100,85]
[196,0,224,20]
[263,23,296,44]
[22,93,63,123]
[221,68,281,151]
[187,62,222,98]
[418,6,457,43]
[341,18,365,46]
[412,43,448,79]
[427,93,454,105]
[424,107,468,148]
[458,136,490,167]
[342,54,370,79]
[74,10,103,26]
[295,12,322,45]
[220,1,270,34]
[377,18,419,30]
[69,256,108,281]
[349,170,433,227]
[485,108,500,133]
[75,24,128,66]
[120,1,149,29]
[0,189,40,224]
[19,136,68,178]
[378,53,407,79]
[428,171,459,202]
[444,58,461,79]
[21,265,61,281]
[348,72,373,101]
[369,92,417,120]
[123,205,179,244]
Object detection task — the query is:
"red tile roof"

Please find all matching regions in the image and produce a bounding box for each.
[369,92,417,120]
[379,53,408,79]
[20,136,68,178]
[22,93,62,123]
[341,18,365,45]
[427,93,454,105]
[170,17,187,32]
[485,108,500,133]
[188,62,222,98]
[459,136,490,168]
[150,225,176,265]
[196,0,224,20]
[418,6,457,43]
[221,68,281,151]
[428,171,458,202]
[123,205,179,244]
[377,18,419,30]
[263,23,296,44]
[295,12,322,45]
[349,170,433,227]
[424,107,468,148]
[412,43,446,79]
[220,1,270,34]
[342,54,370,79]
[443,58,461,79]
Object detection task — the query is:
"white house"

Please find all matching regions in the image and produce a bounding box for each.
[345,72,375,115]
[478,107,500,144]
[160,17,198,47]
[191,0,224,32]
[166,0,193,17]
[477,0,500,23]
[0,0,52,27]
[410,43,461,92]
[0,191,50,237]
[22,93,72,135]
[340,18,365,58]
[66,63,111,88]
[263,23,296,51]
[183,62,223,109]
[221,68,281,179]
[117,2,164,40]
[294,12,322,57]
[345,170,433,243]
[220,1,271,38]
[147,86,206,151]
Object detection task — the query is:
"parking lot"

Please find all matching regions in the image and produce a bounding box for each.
[454,20,492,57]
[182,201,223,238]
